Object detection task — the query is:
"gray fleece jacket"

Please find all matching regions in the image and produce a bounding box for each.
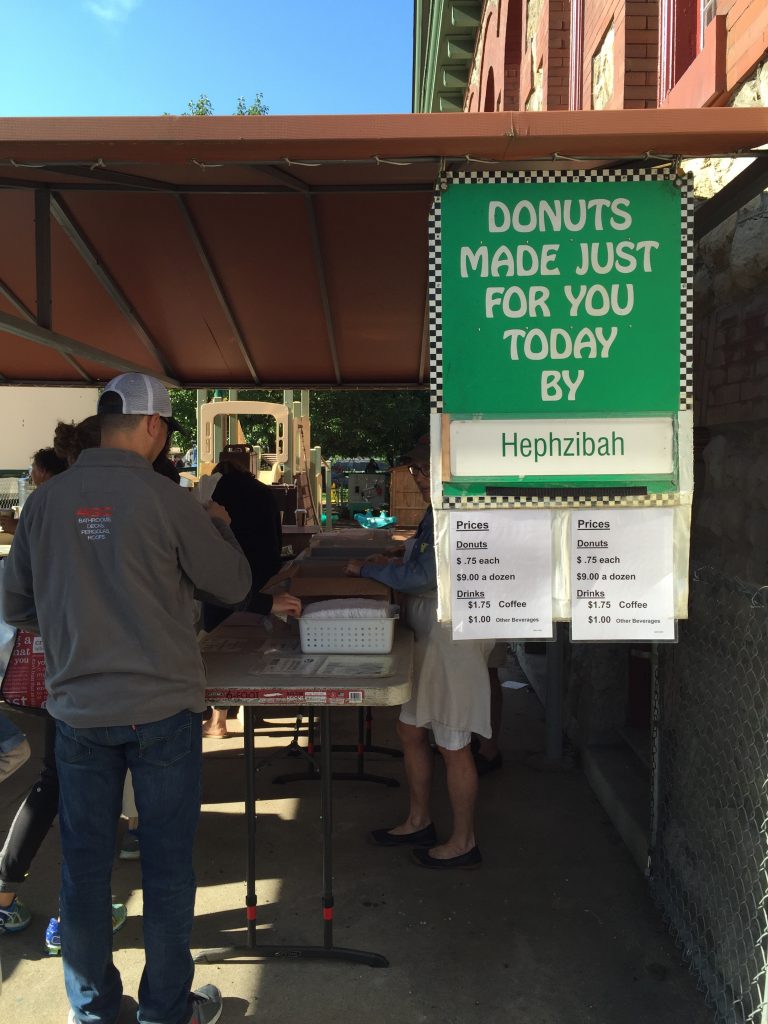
[2,448,252,727]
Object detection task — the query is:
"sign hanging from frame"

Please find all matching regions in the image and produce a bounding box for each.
[429,168,693,504]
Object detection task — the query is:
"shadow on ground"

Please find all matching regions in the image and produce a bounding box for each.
[0,691,711,1024]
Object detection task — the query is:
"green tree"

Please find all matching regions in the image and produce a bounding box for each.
[168,389,202,450]
[175,93,270,116]
[235,94,269,115]
[168,389,428,466]
[185,94,213,116]
[310,391,428,465]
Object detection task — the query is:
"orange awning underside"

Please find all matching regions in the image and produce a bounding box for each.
[0,109,766,388]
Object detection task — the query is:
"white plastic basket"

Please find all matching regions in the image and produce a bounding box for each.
[299,615,397,655]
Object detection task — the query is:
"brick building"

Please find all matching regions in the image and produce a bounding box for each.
[414,0,768,114]
[415,3,768,1021]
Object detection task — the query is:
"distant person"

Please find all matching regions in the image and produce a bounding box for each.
[53,416,101,465]
[0,713,30,786]
[3,372,256,1024]
[201,457,290,738]
[365,457,378,473]
[0,448,68,536]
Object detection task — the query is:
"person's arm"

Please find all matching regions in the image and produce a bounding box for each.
[0,511,18,536]
[170,491,252,607]
[2,505,40,633]
[248,591,302,617]
[248,591,273,615]
[352,511,436,593]
[358,552,436,593]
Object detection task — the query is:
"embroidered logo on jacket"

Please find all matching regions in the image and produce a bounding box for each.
[76,506,113,541]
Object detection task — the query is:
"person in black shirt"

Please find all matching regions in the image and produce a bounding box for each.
[201,459,287,736]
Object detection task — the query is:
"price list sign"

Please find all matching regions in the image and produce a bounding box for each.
[570,509,675,641]
[449,510,553,640]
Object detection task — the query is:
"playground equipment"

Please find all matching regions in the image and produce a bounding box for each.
[196,390,326,527]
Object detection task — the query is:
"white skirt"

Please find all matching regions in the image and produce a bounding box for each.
[403,592,493,737]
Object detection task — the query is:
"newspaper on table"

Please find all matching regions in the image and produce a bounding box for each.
[251,654,394,679]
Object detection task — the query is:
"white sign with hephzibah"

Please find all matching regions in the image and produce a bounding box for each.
[449,416,674,478]
[570,508,675,640]
[449,510,553,640]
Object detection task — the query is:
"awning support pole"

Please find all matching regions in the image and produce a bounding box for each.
[34,189,52,331]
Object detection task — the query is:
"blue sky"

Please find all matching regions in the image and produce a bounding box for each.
[1,1,414,117]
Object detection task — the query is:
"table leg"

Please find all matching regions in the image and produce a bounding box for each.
[244,705,258,947]
[320,708,334,949]
[326,707,403,760]
[194,705,389,968]
[274,708,400,788]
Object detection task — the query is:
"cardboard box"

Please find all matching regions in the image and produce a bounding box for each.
[263,558,390,600]
[288,577,389,599]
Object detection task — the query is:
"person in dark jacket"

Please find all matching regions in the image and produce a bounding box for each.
[201,458,286,737]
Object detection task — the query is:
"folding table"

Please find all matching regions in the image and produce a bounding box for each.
[195,615,413,968]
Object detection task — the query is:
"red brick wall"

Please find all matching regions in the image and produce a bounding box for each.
[625,1,658,106]
[720,0,768,94]
[469,0,765,112]
[504,0,524,108]
[548,0,571,108]
[467,2,506,111]
[517,0,571,109]
[582,0,658,108]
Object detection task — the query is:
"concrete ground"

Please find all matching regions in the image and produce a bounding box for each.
[0,687,712,1024]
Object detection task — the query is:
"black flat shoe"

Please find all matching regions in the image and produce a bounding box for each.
[411,845,482,869]
[370,823,437,847]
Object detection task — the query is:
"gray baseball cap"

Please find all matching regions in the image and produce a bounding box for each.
[98,373,182,433]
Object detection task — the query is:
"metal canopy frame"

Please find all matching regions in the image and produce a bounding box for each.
[0,111,766,388]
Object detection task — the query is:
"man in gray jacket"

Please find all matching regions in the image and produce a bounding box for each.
[3,373,253,1024]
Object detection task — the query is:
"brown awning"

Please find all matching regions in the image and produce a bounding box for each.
[1,109,766,388]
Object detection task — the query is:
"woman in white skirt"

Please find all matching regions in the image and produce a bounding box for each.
[346,437,491,869]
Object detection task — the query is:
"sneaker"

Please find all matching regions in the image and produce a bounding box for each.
[46,903,128,956]
[119,828,140,860]
[189,983,223,1024]
[0,897,31,934]
[45,916,60,955]
[111,902,128,933]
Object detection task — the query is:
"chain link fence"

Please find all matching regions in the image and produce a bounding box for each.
[652,567,768,1024]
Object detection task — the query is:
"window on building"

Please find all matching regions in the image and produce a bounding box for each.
[659,0,715,103]
[700,0,717,47]
[591,23,615,110]
[484,67,496,111]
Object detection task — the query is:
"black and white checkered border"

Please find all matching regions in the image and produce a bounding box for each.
[428,193,443,411]
[437,167,681,187]
[679,175,694,410]
[429,167,693,413]
[441,492,680,509]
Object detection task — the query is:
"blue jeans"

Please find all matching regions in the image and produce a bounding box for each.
[55,710,203,1024]
[0,710,25,754]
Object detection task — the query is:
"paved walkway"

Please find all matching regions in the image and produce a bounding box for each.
[0,688,712,1024]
